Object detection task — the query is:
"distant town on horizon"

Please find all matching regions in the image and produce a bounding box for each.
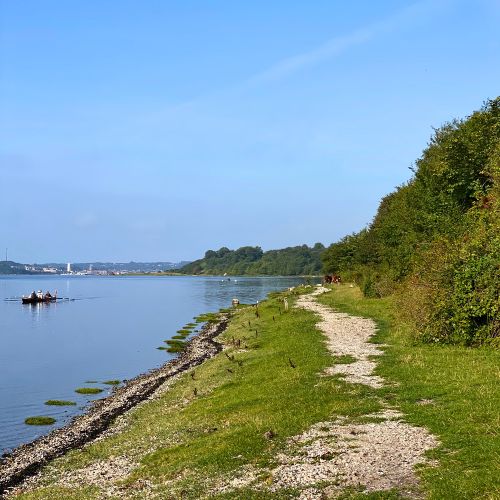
[0,260,190,276]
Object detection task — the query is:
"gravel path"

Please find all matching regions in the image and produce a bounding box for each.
[269,285,438,497]
[296,286,384,388]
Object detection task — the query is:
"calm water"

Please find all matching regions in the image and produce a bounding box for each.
[0,275,312,454]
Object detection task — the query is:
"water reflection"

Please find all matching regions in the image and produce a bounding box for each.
[22,301,58,324]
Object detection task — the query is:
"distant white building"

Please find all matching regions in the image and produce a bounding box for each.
[67,263,71,273]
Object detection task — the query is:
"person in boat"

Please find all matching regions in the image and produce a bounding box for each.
[45,291,52,299]
[37,290,43,299]
[29,291,37,300]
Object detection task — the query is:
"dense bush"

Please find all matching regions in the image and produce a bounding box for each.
[322,98,500,345]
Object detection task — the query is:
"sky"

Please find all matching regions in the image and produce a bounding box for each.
[1,0,499,263]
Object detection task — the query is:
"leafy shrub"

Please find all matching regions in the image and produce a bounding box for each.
[323,98,500,346]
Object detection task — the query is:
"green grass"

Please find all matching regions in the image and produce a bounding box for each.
[74,387,103,395]
[14,285,499,499]
[317,285,500,500]
[25,416,56,425]
[44,400,77,406]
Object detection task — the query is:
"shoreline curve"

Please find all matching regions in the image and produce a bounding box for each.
[0,315,229,495]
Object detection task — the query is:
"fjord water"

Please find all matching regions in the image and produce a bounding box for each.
[0,275,310,454]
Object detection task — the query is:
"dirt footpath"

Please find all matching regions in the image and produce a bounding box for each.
[269,286,437,498]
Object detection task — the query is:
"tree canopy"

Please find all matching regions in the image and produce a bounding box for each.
[180,244,324,276]
[321,97,500,346]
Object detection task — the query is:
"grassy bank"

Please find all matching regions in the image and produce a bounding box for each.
[317,286,500,500]
[12,286,499,499]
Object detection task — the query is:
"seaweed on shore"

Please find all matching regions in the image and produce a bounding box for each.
[165,339,186,348]
[164,338,187,353]
[75,387,103,395]
[102,380,120,385]
[25,417,56,425]
[166,346,184,353]
[195,312,219,324]
[44,400,76,406]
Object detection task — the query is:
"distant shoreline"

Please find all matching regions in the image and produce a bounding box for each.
[118,272,323,278]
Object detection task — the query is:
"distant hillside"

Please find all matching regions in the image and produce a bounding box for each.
[179,244,325,276]
[0,261,30,274]
[0,261,190,275]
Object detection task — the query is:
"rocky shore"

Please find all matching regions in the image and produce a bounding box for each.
[0,315,229,496]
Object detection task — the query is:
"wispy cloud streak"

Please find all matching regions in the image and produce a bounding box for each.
[247,28,373,86]
[246,0,448,86]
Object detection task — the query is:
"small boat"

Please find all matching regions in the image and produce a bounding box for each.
[22,291,58,304]
[22,296,57,304]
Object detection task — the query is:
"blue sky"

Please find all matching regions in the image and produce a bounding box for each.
[1,0,499,263]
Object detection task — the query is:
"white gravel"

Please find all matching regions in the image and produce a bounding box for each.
[296,286,384,388]
[271,413,437,496]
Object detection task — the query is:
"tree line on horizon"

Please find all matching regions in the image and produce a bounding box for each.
[179,243,325,276]
[321,97,500,347]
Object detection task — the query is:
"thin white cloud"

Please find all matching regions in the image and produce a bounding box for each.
[246,0,449,86]
[247,28,373,86]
